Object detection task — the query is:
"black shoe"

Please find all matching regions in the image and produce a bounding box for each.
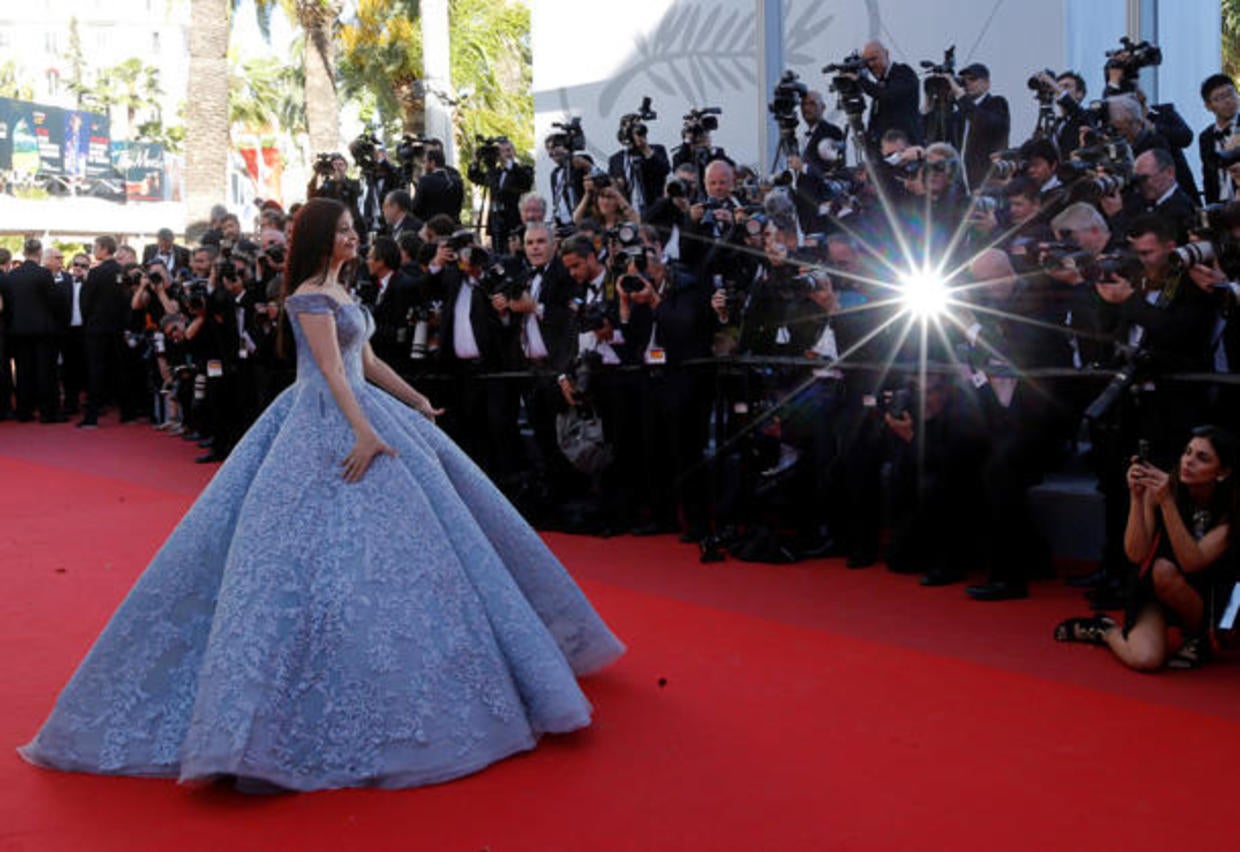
[195,451,225,464]
[182,431,203,442]
[966,581,1029,601]
[40,415,69,424]
[846,551,877,569]
[631,521,673,537]
[197,437,214,449]
[920,570,963,587]
[1066,569,1108,588]
[76,418,99,429]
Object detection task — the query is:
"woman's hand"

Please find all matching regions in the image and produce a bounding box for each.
[342,430,397,483]
[1126,460,1148,496]
[414,397,444,422]
[1142,464,1173,506]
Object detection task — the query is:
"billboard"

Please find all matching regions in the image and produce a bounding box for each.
[0,97,124,200]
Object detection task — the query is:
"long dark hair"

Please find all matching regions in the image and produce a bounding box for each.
[280,197,348,301]
[277,197,348,358]
[1174,425,1240,545]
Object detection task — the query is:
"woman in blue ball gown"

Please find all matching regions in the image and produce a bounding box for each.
[19,198,625,792]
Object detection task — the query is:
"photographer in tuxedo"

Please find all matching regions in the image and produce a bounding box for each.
[502,222,585,510]
[609,110,671,219]
[427,236,521,483]
[142,228,191,274]
[838,40,922,152]
[1198,73,1240,203]
[469,138,534,252]
[365,235,418,375]
[615,229,716,541]
[413,148,464,224]
[943,63,1010,191]
[78,236,128,429]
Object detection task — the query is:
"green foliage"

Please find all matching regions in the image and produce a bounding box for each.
[0,60,34,101]
[1226,0,1240,81]
[229,51,306,137]
[337,0,532,167]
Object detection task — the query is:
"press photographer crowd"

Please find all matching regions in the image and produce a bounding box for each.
[5,35,1240,670]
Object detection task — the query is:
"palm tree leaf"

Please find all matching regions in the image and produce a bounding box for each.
[645,64,678,97]
[713,10,740,49]
[688,54,711,101]
[653,4,690,52]
[663,59,696,101]
[710,56,740,90]
[678,5,701,53]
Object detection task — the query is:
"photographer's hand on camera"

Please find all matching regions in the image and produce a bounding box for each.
[1187,260,1227,293]
[885,410,915,444]
[1095,272,1135,304]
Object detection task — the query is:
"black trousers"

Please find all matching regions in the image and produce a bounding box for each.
[11,333,60,420]
[84,333,123,422]
[61,327,87,413]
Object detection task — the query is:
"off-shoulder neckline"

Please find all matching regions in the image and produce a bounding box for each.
[287,289,355,309]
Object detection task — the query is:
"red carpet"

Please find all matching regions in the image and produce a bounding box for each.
[3,417,1239,850]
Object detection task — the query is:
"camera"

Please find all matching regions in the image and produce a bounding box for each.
[474,135,507,171]
[396,134,428,164]
[1027,68,1059,101]
[823,51,868,117]
[549,117,586,154]
[580,300,611,333]
[447,229,476,253]
[1105,36,1162,86]
[1169,202,1240,277]
[587,166,612,190]
[313,152,338,177]
[874,387,913,418]
[604,222,640,248]
[480,260,523,300]
[614,246,652,294]
[990,148,1027,179]
[666,177,693,200]
[348,133,383,175]
[920,46,957,100]
[682,107,722,142]
[617,96,657,148]
[768,70,807,137]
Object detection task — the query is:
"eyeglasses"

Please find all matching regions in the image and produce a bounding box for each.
[72,262,89,268]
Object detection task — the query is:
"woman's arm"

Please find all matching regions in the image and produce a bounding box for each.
[1157,495,1230,574]
[1123,462,1157,562]
[361,342,442,419]
[130,283,150,312]
[299,312,396,481]
[572,191,594,226]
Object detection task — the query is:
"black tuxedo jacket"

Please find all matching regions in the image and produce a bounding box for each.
[142,243,191,272]
[521,257,581,372]
[619,267,714,366]
[954,93,1010,189]
[473,161,533,243]
[434,266,513,370]
[370,269,419,364]
[2,260,62,336]
[1116,185,1197,243]
[1199,120,1239,204]
[861,62,922,149]
[608,145,671,211]
[413,169,463,223]
[81,259,129,335]
[549,162,584,228]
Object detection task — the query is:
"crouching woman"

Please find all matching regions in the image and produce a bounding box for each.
[1055,426,1238,670]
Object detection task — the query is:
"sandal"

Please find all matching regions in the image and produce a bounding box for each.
[1053,615,1115,645]
[1167,635,1211,670]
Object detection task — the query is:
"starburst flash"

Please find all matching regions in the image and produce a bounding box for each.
[898,265,951,321]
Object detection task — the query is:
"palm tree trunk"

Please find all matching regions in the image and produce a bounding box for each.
[301,3,341,155]
[186,0,230,225]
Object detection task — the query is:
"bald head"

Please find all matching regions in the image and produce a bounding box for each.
[862,41,889,77]
[704,159,735,201]
[970,248,1017,300]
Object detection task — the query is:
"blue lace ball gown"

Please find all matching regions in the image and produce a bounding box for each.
[19,292,625,791]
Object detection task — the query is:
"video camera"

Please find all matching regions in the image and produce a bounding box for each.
[473,135,508,171]
[1105,36,1162,87]
[768,70,807,138]
[615,245,653,294]
[549,117,586,154]
[682,107,722,143]
[618,96,657,149]
[920,46,958,101]
[348,133,383,176]
[823,52,868,118]
[1027,68,1060,103]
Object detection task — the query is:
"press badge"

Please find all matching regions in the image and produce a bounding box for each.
[646,346,667,365]
[207,360,224,378]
